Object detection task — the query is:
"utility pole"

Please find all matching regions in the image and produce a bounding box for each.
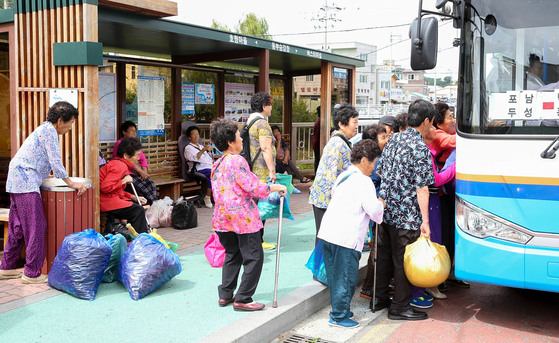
[312,0,343,51]
[388,33,401,104]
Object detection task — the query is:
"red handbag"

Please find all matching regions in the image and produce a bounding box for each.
[204,233,225,268]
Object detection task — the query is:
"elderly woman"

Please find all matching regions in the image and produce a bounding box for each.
[309,103,359,244]
[210,119,286,312]
[247,92,277,250]
[113,121,157,205]
[0,101,86,284]
[184,125,214,208]
[318,139,385,328]
[431,103,456,169]
[101,137,148,234]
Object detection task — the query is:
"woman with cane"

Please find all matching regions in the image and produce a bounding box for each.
[210,119,286,311]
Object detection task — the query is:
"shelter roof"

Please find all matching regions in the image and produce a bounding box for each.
[98,7,364,75]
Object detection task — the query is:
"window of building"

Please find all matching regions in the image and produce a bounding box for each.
[306,75,314,82]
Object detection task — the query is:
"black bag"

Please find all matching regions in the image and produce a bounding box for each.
[104,221,133,242]
[171,200,198,230]
[239,117,265,170]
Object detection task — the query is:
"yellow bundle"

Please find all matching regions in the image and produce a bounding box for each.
[404,236,451,288]
[126,224,170,249]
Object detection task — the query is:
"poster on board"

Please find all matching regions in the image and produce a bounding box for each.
[182,82,195,115]
[98,73,117,142]
[224,82,254,123]
[195,83,215,104]
[137,75,165,136]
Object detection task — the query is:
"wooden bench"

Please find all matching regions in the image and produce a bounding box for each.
[1,208,8,250]
[99,140,199,201]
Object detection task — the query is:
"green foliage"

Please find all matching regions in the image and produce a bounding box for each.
[292,99,315,122]
[211,13,271,39]
[211,20,231,32]
[425,76,455,88]
[1,0,14,9]
[126,83,137,105]
[235,13,272,39]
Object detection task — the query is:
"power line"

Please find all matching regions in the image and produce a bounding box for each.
[258,23,411,37]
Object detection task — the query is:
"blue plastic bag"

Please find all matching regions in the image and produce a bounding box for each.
[117,233,182,300]
[47,229,112,301]
[305,240,328,285]
[102,234,127,283]
[258,173,294,221]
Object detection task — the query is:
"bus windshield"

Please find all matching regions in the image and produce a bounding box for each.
[459,0,559,135]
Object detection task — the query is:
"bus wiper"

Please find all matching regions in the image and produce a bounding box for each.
[541,136,559,159]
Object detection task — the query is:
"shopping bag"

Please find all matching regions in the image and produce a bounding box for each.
[304,240,328,285]
[258,173,294,221]
[403,236,451,288]
[204,233,226,268]
[48,229,112,300]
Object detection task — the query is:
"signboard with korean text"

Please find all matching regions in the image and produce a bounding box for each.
[488,90,559,120]
[195,83,215,104]
[333,67,347,80]
[182,82,195,115]
[224,82,254,122]
[137,75,165,136]
[49,88,78,109]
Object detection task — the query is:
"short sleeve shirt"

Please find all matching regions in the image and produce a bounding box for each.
[377,127,435,230]
[248,114,276,182]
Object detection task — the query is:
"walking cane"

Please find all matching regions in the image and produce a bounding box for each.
[372,223,379,313]
[129,182,153,232]
[272,195,285,308]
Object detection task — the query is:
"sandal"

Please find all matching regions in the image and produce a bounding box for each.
[301,177,312,183]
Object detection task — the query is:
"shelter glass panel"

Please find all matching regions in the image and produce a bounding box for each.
[182,70,218,124]
[125,64,172,141]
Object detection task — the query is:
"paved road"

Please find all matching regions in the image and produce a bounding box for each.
[279,282,559,343]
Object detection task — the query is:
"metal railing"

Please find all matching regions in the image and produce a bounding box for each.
[191,104,408,169]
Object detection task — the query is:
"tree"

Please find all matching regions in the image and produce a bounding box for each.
[236,13,272,39]
[211,13,272,40]
[211,20,230,32]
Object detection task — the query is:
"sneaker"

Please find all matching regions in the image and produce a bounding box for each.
[329,311,354,320]
[262,242,276,250]
[0,269,23,280]
[410,296,433,309]
[360,289,373,300]
[421,293,434,302]
[425,287,447,299]
[328,317,360,328]
[21,274,48,284]
[204,196,213,208]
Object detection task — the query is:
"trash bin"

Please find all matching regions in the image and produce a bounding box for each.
[40,177,94,274]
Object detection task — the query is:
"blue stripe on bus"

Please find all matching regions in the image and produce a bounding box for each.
[457,179,559,201]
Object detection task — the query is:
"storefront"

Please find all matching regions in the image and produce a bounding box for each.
[0,0,364,229]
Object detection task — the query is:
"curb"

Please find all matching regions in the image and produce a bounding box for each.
[198,251,370,343]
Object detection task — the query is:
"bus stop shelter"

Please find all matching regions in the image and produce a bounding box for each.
[0,0,364,229]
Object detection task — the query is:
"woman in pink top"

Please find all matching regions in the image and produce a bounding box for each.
[432,103,456,169]
[210,119,286,312]
[113,121,157,205]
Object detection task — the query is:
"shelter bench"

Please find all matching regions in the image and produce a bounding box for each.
[99,140,200,201]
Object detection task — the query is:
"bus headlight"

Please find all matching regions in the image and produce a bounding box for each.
[456,198,533,244]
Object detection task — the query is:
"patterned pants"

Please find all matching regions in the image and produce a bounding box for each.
[0,193,46,278]
[128,174,158,205]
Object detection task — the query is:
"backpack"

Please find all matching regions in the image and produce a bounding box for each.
[239,117,265,170]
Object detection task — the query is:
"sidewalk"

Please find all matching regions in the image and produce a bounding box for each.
[0,182,331,342]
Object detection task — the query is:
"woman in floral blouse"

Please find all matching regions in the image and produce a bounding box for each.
[309,104,359,245]
[0,102,86,284]
[210,119,286,312]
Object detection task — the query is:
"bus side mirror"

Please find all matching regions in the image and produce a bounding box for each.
[410,17,439,70]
